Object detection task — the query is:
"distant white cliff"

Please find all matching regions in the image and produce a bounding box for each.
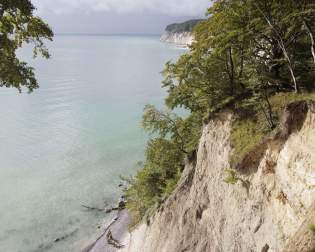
[160,19,202,46]
[160,31,194,46]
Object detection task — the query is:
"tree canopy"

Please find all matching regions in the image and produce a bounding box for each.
[0,0,53,92]
[163,0,315,126]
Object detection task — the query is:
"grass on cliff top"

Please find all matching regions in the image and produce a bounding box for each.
[230,92,315,168]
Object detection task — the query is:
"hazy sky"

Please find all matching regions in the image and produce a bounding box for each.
[32,0,211,34]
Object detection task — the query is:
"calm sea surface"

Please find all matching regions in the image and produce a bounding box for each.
[0,35,183,252]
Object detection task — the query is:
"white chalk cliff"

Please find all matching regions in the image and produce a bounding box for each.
[160,31,194,46]
[122,101,315,252]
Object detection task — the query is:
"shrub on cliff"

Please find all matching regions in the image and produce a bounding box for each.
[125,107,202,222]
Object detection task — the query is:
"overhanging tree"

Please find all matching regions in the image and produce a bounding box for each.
[0,0,53,92]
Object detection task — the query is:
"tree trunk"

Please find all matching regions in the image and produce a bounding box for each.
[238,48,244,79]
[258,102,273,130]
[288,64,298,93]
[263,88,276,129]
[304,20,315,65]
[0,5,4,17]
[254,3,299,92]
[274,31,298,93]
[227,47,235,95]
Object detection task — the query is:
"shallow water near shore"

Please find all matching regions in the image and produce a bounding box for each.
[0,35,183,252]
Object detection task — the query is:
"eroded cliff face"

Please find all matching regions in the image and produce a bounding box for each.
[122,101,315,252]
[160,32,194,46]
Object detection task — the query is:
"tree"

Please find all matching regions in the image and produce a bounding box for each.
[0,0,53,92]
[245,0,315,93]
[142,104,202,154]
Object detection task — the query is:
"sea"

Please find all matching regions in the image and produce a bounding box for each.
[0,35,184,252]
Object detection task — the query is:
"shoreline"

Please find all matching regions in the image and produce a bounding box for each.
[82,209,130,252]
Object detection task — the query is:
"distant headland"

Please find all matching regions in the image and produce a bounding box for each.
[160,19,203,46]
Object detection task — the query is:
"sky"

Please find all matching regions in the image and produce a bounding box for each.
[32,0,211,34]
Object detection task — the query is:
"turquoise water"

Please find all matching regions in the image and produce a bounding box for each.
[0,35,183,252]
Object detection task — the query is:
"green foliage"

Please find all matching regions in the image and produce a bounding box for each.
[125,106,203,223]
[162,53,236,113]
[0,0,53,92]
[268,92,315,116]
[230,118,266,168]
[124,138,184,222]
[165,19,203,33]
[142,105,202,154]
[163,0,315,116]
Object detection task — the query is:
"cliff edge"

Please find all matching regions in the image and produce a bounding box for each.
[122,101,315,252]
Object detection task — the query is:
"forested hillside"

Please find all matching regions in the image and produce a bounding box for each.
[125,0,315,226]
